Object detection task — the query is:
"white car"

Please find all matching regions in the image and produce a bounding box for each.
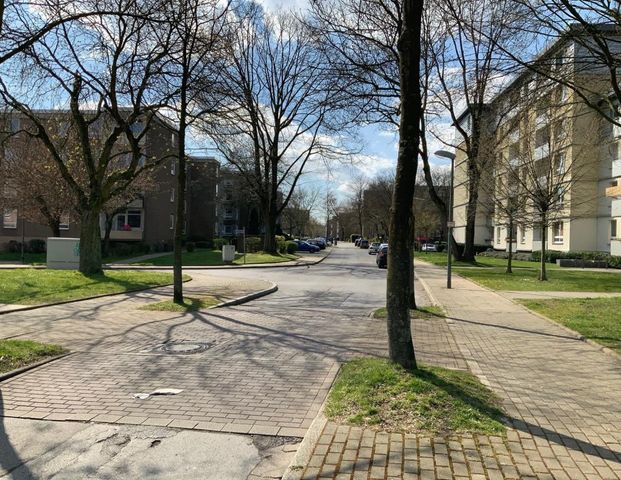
[422,243,438,252]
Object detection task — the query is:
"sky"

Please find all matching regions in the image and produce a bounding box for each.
[185,0,454,214]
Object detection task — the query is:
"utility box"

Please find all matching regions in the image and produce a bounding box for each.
[47,238,80,270]
[222,244,235,263]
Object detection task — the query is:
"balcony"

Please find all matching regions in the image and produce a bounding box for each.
[606,184,621,198]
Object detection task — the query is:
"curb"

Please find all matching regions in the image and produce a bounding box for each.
[281,364,341,480]
[0,352,74,383]
[281,413,328,480]
[212,282,278,308]
[0,278,192,316]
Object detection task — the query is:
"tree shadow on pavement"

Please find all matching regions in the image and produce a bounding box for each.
[0,391,35,479]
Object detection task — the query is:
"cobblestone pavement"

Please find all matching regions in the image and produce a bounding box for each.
[292,261,621,479]
[0,248,427,439]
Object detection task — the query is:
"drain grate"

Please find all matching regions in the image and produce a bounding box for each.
[154,341,212,355]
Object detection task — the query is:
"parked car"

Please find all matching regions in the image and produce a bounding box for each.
[422,243,438,252]
[295,240,320,253]
[376,246,388,268]
[368,242,381,254]
[313,238,327,249]
[359,239,369,249]
[354,238,361,247]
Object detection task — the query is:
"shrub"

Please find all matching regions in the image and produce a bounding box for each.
[186,242,196,253]
[195,240,212,249]
[27,239,46,253]
[245,236,262,253]
[213,238,229,250]
[6,240,22,253]
[285,241,298,254]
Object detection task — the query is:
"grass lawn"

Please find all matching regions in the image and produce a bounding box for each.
[326,358,505,435]
[519,297,621,354]
[0,270,182,305]
[0,251,155,266]
[132,248,298,266]
[373,306,445,319]
[416,251,554,269]
[0,339,66,374]
[458,268,621,292]
[139,295,219,312]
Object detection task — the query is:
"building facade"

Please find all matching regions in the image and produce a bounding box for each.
[0,111,219,250]
[452,33,620,255]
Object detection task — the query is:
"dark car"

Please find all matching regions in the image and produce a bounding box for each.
[359,239,369,249]
[376,246,388,268]
[295,240,320,253]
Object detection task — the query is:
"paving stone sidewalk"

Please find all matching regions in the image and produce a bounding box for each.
[291,263,621,480]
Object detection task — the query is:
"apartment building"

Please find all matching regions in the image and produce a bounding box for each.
[0,111,219,249]
[452,32,620,255]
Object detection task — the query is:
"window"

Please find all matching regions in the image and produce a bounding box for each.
[9,117,20,133]
[224,224,232,234]
[612,219,618,239]
[2,209,17,229]
[224,208,234,220]
[170,188,175,203]
[496,226,501,244]
[555,152,566,175]
[169,214,175,230]
[59,213,70,231]
[171,133,177,146]
[170,159,176,175]
[552,221,564,244]
[560,84,569,101]
[114,209,143,231]
[520,225,526,244]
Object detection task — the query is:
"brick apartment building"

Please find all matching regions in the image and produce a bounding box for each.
[0,110,219,250]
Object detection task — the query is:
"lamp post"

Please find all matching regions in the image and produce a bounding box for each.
[435,150,456,289]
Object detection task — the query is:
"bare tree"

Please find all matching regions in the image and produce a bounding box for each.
[363,173,394,240]
[0,1,176,274]
[348,174,368,238]
[159,0,229,303]
[282,186,321,237]
[204,4,351,254]
[307,0,422,368]
[426,0,525,261]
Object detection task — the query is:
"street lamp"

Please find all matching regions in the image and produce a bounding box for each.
[435,150,456,289]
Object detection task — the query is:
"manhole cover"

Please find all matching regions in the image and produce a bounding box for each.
[156,341,211,354]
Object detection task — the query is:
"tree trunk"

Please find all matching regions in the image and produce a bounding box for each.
[173,152,186,303]
[49,219,61,238]
[262,201,278,254]
[539,214,547,281]
[409,215,416,309]
[102,214,114,258]
[79,209,102,275]
[386,0,422,371]
[462,182,479,261]
[506,219,513,274]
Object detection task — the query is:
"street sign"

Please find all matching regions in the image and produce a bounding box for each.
[446,221,455,228]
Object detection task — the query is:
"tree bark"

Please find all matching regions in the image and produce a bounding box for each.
[506,219,513,274]
[79,209,102,275]
[103,213,114,258]
[386,0,422,371]
[173,151,186,303]
[263,206,278,254]
[462,178,480,261]
[539,214,547,281]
